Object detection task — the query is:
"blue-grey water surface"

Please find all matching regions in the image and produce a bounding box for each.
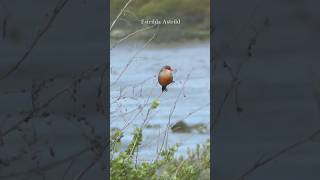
[110,41,210,161]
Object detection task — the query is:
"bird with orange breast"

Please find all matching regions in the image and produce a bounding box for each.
[158,65,175,92]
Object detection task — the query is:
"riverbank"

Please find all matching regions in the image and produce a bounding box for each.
[110,27,210,43]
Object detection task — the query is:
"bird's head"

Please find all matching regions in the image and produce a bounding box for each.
[163,65,175,72]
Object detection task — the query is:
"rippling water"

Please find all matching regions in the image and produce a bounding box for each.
[110,41,210,161]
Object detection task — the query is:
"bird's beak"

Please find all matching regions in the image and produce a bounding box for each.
[171,68,177,73]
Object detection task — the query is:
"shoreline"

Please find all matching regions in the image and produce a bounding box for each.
[110,28,210,43]
[111,38,210,49]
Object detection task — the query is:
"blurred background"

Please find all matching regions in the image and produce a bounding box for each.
[213,0,320,179]
[110,0,210,42]
[0,0,107,179]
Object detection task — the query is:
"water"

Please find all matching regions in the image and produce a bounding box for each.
[110,41,210,161]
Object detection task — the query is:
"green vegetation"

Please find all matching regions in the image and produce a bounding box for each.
[110,99,210,180]
[110,128,210,180]
[110,0,210,41]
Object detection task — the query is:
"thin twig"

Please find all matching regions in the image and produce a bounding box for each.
[213,0,264,129]
[0,64,105,138]
[73,148,105,180]
[110,25,159,86]
[0,140,99,179]
[110,0,133,31]
[61,159,75,180]
[0,0,71,80]
[212,79,239,128]
[237,129,320,180]
[180,103,210,121]
[157,71,191,159]
[111,25,155,50]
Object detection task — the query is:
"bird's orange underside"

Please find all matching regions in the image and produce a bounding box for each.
[158,75,173,86]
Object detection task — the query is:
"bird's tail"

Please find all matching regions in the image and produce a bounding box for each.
[162,86,167,92]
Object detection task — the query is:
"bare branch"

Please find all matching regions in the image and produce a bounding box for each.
[110,0,133,31]
[237,129,320,180]
[0,64,105,138]
[74,143,106,180]
[0,0,71,80]
[157,71,192,159]
[0,138,108,180]
[111,25,155,50]
[111,25,159,86]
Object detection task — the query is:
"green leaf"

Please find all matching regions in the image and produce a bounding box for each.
[151,99,160,109]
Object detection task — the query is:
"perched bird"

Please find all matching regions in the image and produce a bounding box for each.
[158,65,174,92]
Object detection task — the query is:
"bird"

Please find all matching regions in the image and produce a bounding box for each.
[158,65,174,92]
